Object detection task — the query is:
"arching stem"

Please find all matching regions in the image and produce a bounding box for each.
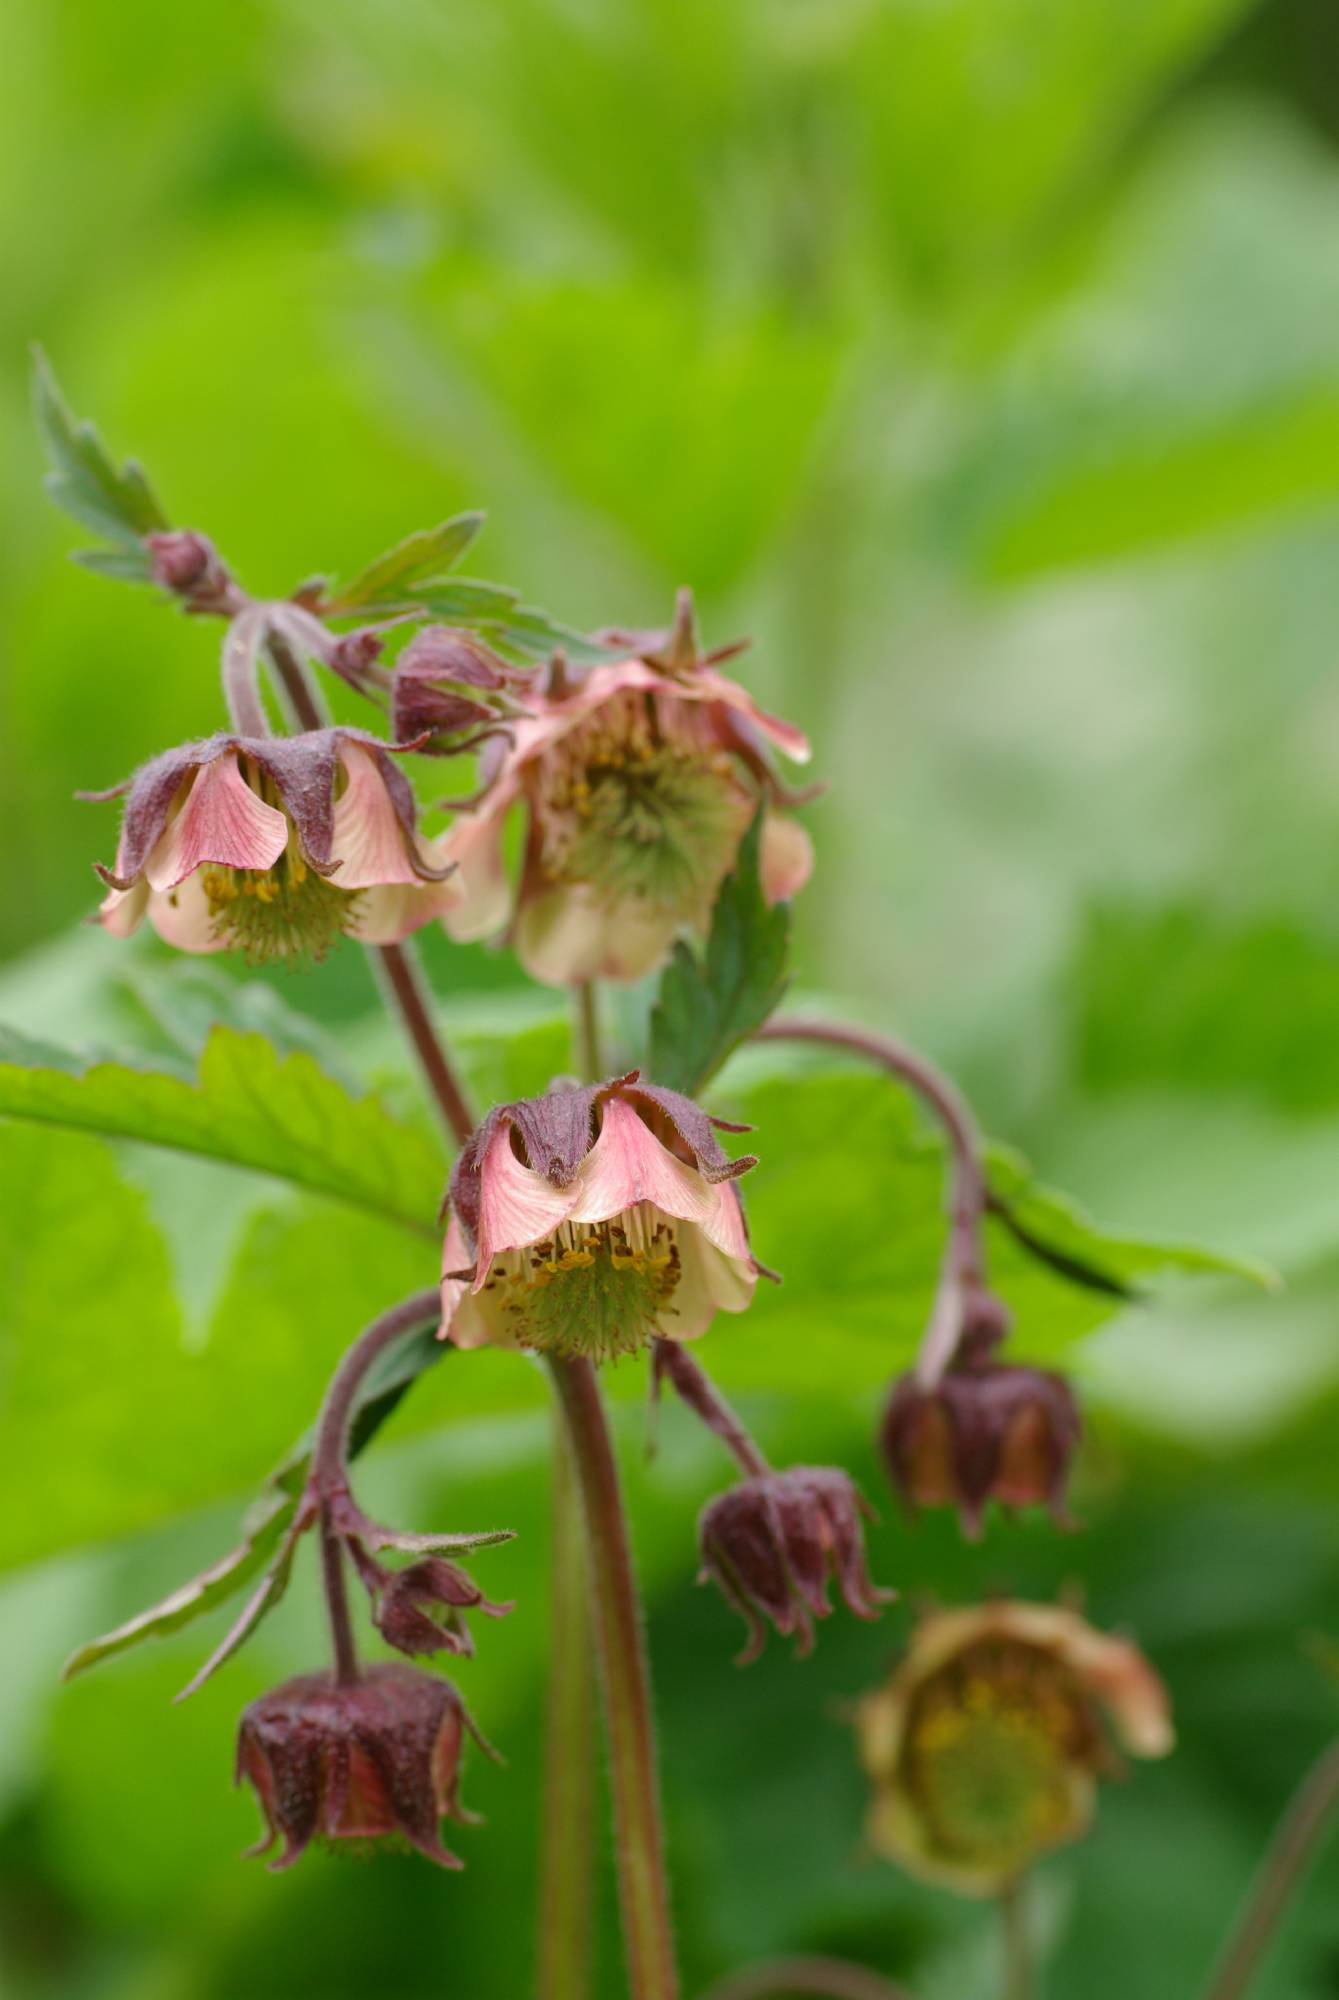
[653,1341,769,1479]
[549,1355,679,2000]
[754,1017,993,1387]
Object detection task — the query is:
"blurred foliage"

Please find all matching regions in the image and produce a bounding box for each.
[5,0,1339,1995]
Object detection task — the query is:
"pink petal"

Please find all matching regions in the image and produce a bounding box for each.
[329,744,422,890]
[569,1097,753,1262]
[143,754,289,893]
[470,1119,582,1280]
[440,795,515,944]
[355,868,462,947]
[146,871,229,953]
[514,884,679,986]
[760,811,814,904]
[692,666,811,763]
[97,879,149,938]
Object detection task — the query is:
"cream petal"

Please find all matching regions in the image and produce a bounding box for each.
[354,868,462,946]
[143,755,289,893]
[441,1214,493,1347]
[97,879,149,938]
[514,884,679,986]
[145,870,228,952]
[329,744,423,890]
[569,1096,753,1262]
[659,1217,757,1340]
[440,796,515,944]
[760,811,814,904]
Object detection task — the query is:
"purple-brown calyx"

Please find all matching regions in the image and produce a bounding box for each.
[146,530,240,614]
[391,625,535,753]
[698,1467,893,1664]
[440,1073,762,1362]
[236,1663,499,1870]
[882,1358,1082,1537]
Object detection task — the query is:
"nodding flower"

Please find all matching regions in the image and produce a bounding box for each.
[439,1073,761,1364]
[854,1601,1172,1895]
[881,1360,1082,1537]
[236,1665,498,1871]
[88,727,460,963]
[441,603,814,984]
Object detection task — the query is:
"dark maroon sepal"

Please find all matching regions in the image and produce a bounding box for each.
[881,1361,1082,1537]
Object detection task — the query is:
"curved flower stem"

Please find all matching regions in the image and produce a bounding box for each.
[538,1425,599,2000]
[221,605,272,737]
[265,624,328,731]
[654,1341,770,1479]
[999,1879,1034,2000]
[1202,1735,1339,2000]
[754,1017,991,1388]
[698,1958,916,2000]
[308,1287,440,1685]
[548,1355,679,2000]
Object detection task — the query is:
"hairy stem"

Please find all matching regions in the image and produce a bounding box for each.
[374,939,477,1148]
[537,1422,600,2000]
[699,1958,916,2000]
[319,1503,360,1686]
[574,978,603,1083]
[221,605,272,736]
[654,1341,769,1479]
[311,1287,443,1492]
[1000,1879,1033,2000]
[266,624,328,731]
[1202,1735,1339,2000]
[754,1017,992,1387]
[549,1355,679,2000]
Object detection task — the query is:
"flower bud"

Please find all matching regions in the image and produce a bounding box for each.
[698,1466,892,1664]
[371,1558,512,1660]
[391,626,532,754]
[235,1664,494,1870]
[854,1602,1172,1894]
[881,1361,1080,1537]
[146,530,231,607]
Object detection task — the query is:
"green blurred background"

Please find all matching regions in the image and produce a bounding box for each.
[6,0,1339,1995]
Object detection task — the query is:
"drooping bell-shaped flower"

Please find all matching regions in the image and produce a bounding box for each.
[441,596,814,984]
[236,1664,496,1870]
[440,1072,760,1363]
[882,1361,1081,1537]
[89,728,459,963]
[698,1466,891,1663]
[854,1602,1172,1895]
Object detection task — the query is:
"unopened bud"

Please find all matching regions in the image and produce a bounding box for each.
[881,1361,1081,1537]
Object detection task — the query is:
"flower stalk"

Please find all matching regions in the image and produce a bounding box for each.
[754,1017,994,1387]
[1202,1733,1339,2000]
[699,1960,917,2000]
[537,1428,599,2000]
[548,1353,679,2000]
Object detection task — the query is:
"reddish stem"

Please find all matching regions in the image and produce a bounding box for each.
[699,1958,916,2000]
[375,940,478,1148]
[655,1341,769,1479]
[754,1016,993,1387]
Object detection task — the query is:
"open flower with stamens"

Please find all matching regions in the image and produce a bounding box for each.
[440,1073,760,1363]
[854,1602,1172,1895]
[441,596,814,984]
[89,728,459,963]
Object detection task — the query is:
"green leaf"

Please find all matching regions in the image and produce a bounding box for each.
[323,513,485,611]
[648,809,790,1095]
[0,1024,444,1234]
[61,1488,297,1681]
[32,348,168,577]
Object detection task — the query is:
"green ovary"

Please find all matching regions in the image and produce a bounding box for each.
[482,1212,683,1363]
[199,848,358,965]
[904,1643,1090,1872]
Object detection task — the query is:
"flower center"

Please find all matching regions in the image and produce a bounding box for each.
[534,695,752,918]
[195,773,360,965]
[903,1641,1095,1873]
[482,1205,683,1362]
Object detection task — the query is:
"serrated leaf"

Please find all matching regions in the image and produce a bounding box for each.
[61,1490,296,1681]
[0,1024,444,1233]
[647,809,790,1095]
[32,348,168,578]
[323,513,485,612]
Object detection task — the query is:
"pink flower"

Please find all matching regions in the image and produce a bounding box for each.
[440,1073,760,1362]
[854,1601,1173,1895]
[441,611,814,984]
[90,728,459,963]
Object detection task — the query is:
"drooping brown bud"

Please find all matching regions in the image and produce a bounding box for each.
[146,530,233,609]
[881,1361,1081,1537]
[698,1466,893,1664]
[235,1664,496,1870]
[391,626,532,753]
[370,1558,513,1660]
